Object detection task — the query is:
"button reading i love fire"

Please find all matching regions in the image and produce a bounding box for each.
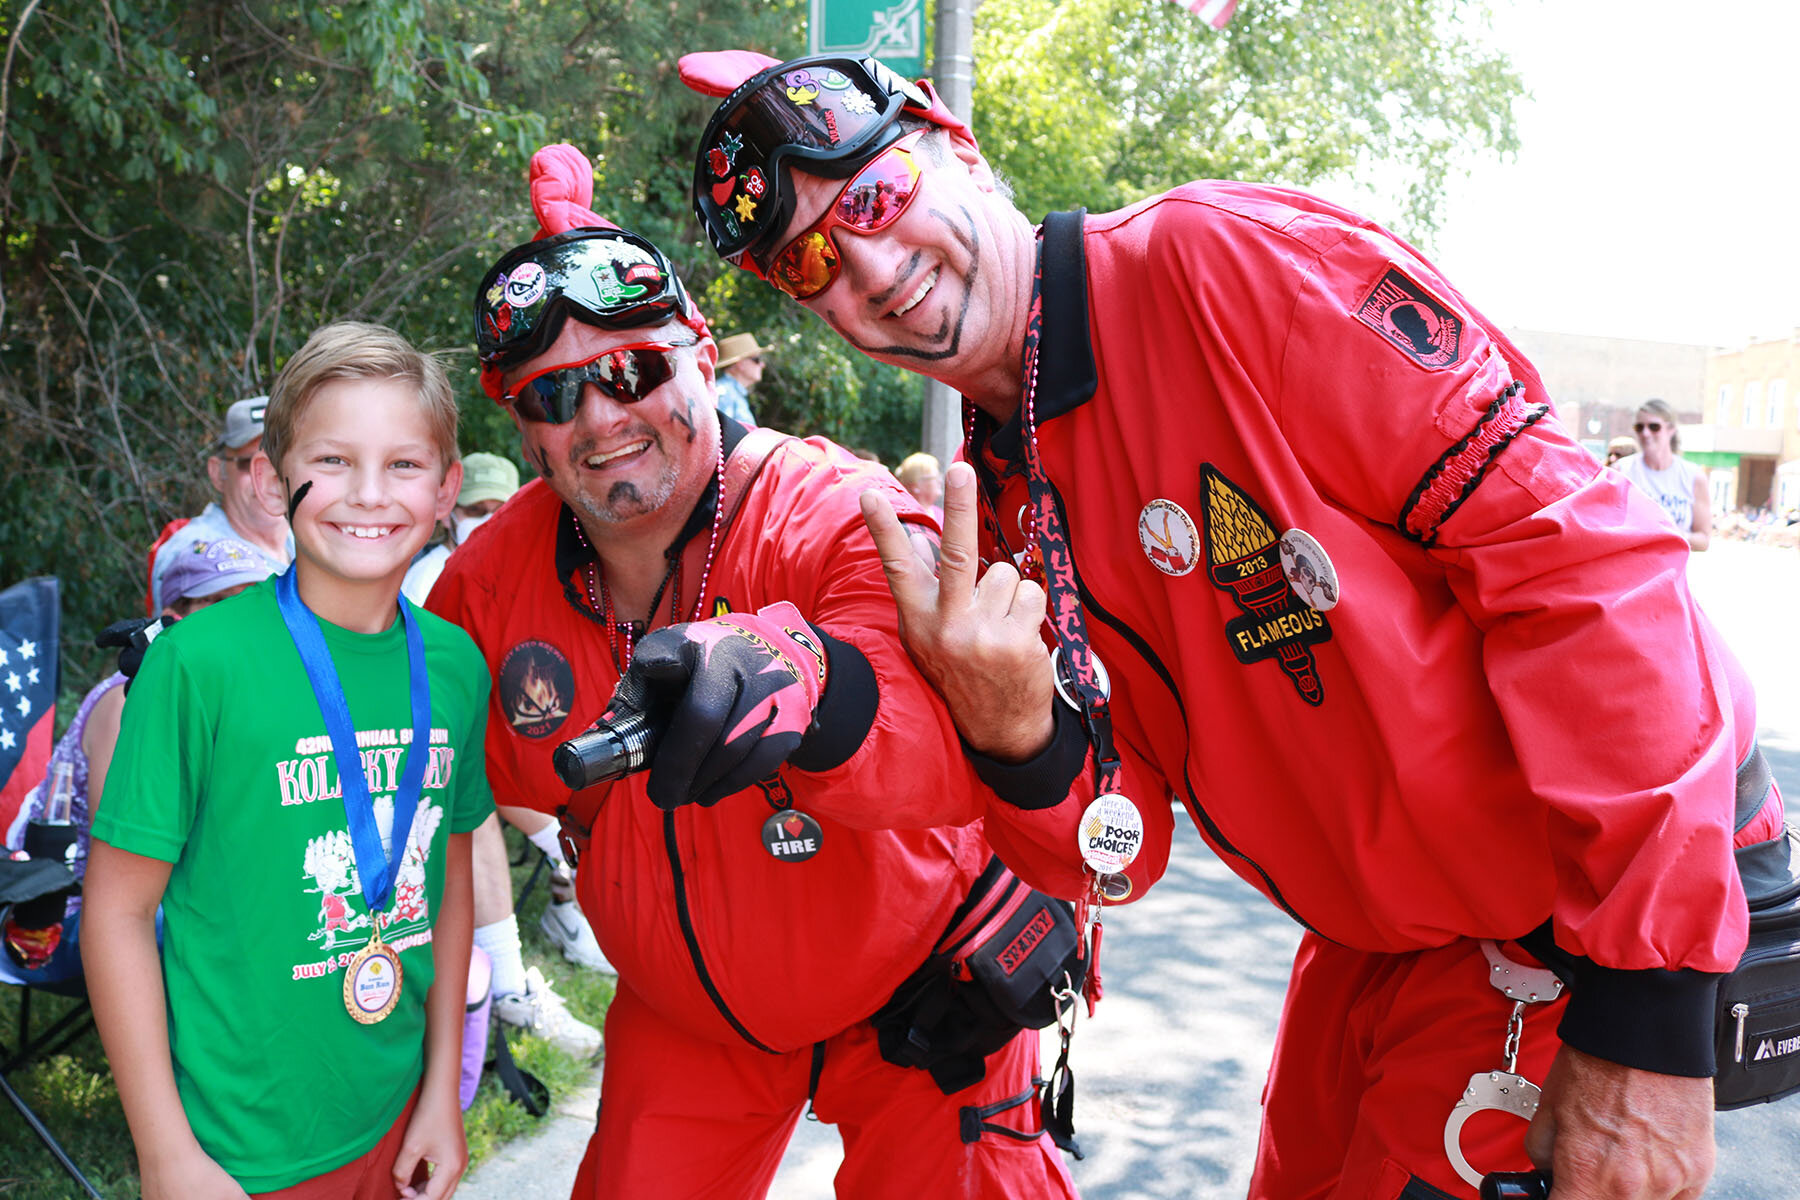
[761,808,823,862]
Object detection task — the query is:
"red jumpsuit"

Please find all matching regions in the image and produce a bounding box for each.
[428,424,1077,1199]
[957,185,1783,1198]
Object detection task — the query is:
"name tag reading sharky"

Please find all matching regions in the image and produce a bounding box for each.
[1078,794,1144,875]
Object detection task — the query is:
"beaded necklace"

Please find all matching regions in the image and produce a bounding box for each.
[574,434,728,673]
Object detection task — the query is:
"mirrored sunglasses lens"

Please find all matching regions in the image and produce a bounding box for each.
[834,151,920,231]
[772,231,841,300]
[517,372,584,423]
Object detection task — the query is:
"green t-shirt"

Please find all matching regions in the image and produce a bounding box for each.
[92,577,494,1191]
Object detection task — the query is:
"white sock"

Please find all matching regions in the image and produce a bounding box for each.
[525,820,567,868]
[473,916,527,998]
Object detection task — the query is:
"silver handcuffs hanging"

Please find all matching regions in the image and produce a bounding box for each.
[1443,940,1565,1189]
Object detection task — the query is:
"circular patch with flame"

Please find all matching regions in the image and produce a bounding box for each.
[499,640,575,739]
[1137,499,1200,576]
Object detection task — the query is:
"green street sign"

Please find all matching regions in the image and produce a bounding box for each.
[808,0,925,79]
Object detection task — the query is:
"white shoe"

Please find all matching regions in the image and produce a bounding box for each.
[540,899,616,975]
[493,966,601,1059]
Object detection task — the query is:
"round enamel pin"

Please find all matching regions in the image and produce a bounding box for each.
[503,261,548,309]
[1278,528,1340,611]
[1077,793,1144,876]
[762,809,823,862]
[1137,500,1200,576]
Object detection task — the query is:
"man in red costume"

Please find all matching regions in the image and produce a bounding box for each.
[682,51,1788,1200]
[427,145,1079,1200]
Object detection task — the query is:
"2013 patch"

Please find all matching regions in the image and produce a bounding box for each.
[1354,267,1466,371]
[1199,466,1331,706]
[499,640,575,739]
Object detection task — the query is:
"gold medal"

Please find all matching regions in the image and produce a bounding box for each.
[343,913,403,1025]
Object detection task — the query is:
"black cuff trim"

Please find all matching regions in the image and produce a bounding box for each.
[788,627,877,773]
[1519,924,1721,1077]
[963,700,1087,811]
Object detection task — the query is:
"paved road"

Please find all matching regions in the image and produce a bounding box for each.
[464,539,1800,1198]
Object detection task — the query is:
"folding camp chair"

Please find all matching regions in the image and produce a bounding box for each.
[1,855,106,1199]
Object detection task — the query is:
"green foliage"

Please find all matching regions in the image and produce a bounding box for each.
[975,0,1520,236]
[0,0,1517,711]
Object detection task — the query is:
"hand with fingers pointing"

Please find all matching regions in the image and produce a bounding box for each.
[860,461,1056,763]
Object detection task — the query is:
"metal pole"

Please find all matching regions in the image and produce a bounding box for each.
[922,0,977,467]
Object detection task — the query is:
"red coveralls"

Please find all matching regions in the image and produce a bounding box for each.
[428,425,1077,1200]
[957,186,1784,1198]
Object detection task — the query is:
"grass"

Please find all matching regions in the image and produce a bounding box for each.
[0,826,612,1198]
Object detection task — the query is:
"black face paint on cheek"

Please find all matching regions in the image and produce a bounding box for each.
[672,401,698,444]
[532,444,555,480]
[285,480,313,523]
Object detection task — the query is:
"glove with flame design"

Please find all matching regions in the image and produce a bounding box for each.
[620,601,831,810]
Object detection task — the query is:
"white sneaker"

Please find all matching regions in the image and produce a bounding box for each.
[493,966,601,1059]
[540,899,617,975]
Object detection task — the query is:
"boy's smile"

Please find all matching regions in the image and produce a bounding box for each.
[257,376,460,629]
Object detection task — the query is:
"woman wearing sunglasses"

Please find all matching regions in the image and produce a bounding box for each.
[1617,397,1712,551]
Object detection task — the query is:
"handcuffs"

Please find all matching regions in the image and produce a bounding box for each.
[1443,940,1565,1189]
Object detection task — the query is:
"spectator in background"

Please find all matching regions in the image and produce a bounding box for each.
[402,451,521,606]
[400,455,609,1057]
[1604,435,1636,468]
[713,332,768,425]
[895,451,943,522]
[1618,397,1711,551]
[148,397,292,612]
[3,538,275,982]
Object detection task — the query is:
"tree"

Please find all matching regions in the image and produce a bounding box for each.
[973,0,1521,236]
[0,0,1518,696]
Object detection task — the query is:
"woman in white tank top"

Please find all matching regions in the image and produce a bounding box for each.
[1614,397,1711,551]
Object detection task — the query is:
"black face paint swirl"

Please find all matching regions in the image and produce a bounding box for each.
[672,400,698,444]
[285,480,313,523]
[533,444,556,481]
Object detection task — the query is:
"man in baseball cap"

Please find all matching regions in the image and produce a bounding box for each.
[149,395,292,612]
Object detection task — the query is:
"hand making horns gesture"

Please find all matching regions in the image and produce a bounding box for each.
[859,461,1057,763]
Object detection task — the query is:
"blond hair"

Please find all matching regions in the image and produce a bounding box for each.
[895,452,941,489]
[1637,397,1682,453]
[264,321,459,472]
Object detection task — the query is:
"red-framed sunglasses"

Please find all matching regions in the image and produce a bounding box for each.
[759,131,927,300]
[503,341,693,423]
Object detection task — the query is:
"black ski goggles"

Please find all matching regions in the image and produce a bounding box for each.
[474,228,693,376]
[693,54,926,266]
[502,340,695,424]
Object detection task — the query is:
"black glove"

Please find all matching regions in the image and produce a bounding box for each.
[95,616,170,692]
[610,602,828,811]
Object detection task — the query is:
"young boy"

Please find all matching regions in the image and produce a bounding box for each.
[84,321,494,1200]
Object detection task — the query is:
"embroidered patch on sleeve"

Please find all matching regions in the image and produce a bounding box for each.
[1200,466,1331,706]
[1354,267,1467,370]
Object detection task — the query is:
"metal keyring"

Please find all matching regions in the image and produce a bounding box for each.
[1052,645,1111,711]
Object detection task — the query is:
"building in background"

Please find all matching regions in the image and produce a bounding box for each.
[1505,329,1709,458]
[1695,332,1800,517]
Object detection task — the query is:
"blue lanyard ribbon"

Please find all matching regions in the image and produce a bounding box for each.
[275,565,431,912]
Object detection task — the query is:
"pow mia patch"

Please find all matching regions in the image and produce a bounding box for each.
[499,640,575,739]
[1354,267,1466,370]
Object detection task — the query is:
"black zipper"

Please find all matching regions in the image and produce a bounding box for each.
[662,809,778,1053]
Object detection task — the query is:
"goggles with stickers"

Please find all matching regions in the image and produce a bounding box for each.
[474,228,696,398]
[692,54,931,269]
[502,341,694,424]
